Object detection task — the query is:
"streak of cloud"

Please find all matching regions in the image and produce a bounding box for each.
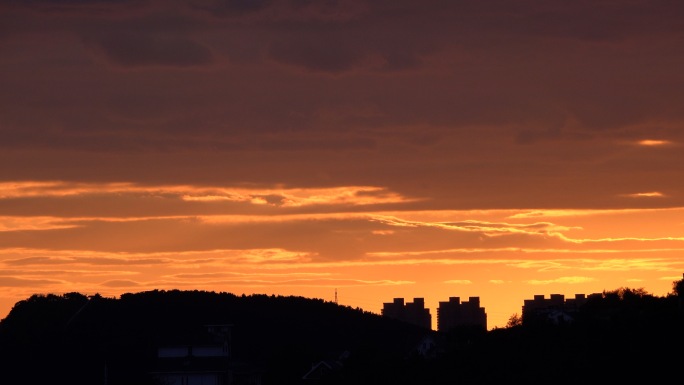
[526,276,596,285]
[638,139,670,146]
[0,276,64,287]
[623,192,665,198]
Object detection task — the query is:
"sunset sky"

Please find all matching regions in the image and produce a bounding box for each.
[2,0,684,330]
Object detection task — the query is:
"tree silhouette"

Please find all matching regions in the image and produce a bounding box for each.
[505,313,522,328]
[1,285,682,385]
[672,276,684,297]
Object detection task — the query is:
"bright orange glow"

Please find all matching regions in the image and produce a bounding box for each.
[623,192,665,198]
[1,181,684,330]
[637,139,670,146]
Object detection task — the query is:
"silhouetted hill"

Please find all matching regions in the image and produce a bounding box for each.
[0,290,434,385]
[437,288,684,384]
[1,287,682,384]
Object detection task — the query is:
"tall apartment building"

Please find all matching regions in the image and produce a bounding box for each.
[381,297,432,329]
[437,296,487,332]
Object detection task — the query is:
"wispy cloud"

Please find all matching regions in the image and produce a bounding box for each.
[622,192,665,198]
[184,186,419,207]
[526,276,596,285]
[0,216,81,231]
[508,208,676,219]
[370,215,574,237]
[0,181,417,207]
[0,276,65,287]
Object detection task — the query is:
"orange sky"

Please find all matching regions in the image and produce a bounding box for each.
[2,0,684,330]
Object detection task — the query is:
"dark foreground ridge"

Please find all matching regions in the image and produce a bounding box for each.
[1,283,683,385]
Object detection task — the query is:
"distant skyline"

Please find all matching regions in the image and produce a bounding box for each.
[2,0,684,329]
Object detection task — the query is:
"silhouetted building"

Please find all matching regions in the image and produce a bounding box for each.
[382,297,432,329]
[302,350,349,381]
[522,293,600,326]
[437,296,487,332]
[149,324,262,385]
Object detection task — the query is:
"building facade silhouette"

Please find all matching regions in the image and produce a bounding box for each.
[437,296,487,332]
[522,293,601,326]
[150,324,262,385]
[381,297,432,329]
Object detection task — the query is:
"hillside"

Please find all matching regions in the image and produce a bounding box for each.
[0,290,433,385]
[1,287,683,384]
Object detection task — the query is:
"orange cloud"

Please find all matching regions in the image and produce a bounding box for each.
[623,192,665,198]
[526,276,596,285]
[0,216,80,231]
[0,181,417,208]
[183,186,417,206]
[637,139,670,146]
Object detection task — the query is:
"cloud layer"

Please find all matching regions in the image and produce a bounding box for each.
[2,0,684,328]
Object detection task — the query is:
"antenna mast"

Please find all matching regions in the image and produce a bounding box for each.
[335,288,338,304]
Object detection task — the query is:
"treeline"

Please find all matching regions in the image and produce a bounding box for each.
[0,290,431,385]
[448,284,684,384]
[0,280,683,385]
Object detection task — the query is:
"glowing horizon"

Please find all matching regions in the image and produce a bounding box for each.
[2,180,683,329]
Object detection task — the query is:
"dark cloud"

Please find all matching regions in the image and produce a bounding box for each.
[190,0,274,17]
[11,0,134,4]
[6,0,136,9]
[101,279,141,287]
[88,32,214,68]
[267,38,363,73]
[1,0,684,209]
[0,276,61,287]
[258,136,376,151]
[516,127,564,145]
[3,257,59,266]
[3,255,168,266]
